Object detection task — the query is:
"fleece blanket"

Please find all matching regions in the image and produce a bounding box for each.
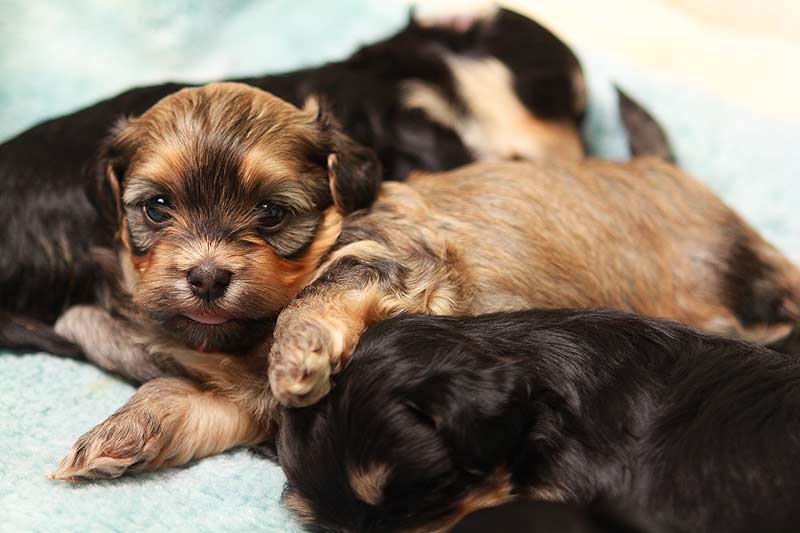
[0,1,797,532]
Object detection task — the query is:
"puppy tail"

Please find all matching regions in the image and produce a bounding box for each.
[0,311,83,358]
[616,86,676,163]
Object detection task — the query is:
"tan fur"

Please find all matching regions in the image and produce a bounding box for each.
[270,237,472,405]
[120,84,323,191]
[402,55,583,163]
[527,485,568,503]
[348,463,393,506]
[249,207,343,300]
[115,84,347,325]
[50,377,268,481]
[284,492,316,525]
[402,480,561,533]
[407,469,515,533]
[270,157,800,406]
[458,470,515,517]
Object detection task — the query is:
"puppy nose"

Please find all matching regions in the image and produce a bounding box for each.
[187,263,232,301]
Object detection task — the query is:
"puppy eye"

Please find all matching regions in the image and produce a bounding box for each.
[256,200,287,230]
[143,195,173,226]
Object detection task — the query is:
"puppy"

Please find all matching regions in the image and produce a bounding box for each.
[0,7,596,338]
[278,310,800,533]
[49,83,798,481]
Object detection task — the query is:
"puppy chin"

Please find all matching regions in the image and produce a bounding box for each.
[153,311,274,353]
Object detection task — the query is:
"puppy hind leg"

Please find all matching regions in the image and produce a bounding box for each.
[54,305,172,383]
[49,377,269,481]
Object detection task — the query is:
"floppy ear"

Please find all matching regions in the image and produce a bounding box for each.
[306,96,383,213]
[402,350,534,476]
[92,117,135,229]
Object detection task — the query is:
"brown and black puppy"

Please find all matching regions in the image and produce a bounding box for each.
[0,7,594,343]
[48,82,381,480]
[278,310,800,533]
[50,83,799,481]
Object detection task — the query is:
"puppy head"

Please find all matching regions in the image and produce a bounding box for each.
[278,316,535,532]
[102,82,381,352]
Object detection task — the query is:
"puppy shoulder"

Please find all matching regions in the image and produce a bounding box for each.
[375,180,429,217]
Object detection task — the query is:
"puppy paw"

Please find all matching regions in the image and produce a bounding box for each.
[269,317,345,407]
[49,409,164,482]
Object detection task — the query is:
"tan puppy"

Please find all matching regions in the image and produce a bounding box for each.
[268,157,800,405]
[50,83,800,481]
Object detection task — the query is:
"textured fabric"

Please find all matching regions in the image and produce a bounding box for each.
[0,1,796,532]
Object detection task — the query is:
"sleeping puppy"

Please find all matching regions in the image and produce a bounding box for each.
[0,7,592,340]
[48,83,800,480]
[278,310,800,533]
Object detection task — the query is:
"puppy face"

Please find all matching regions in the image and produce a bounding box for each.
[103,83,381,352]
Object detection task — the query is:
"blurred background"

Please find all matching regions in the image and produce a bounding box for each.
[3,0,799,133]
[465,0,800,120]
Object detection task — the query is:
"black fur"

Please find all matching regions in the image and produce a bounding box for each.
[0,311,82,358]
[452,500,671,533]
[617,87,675,163]
[278,309,800,533]
[315,105,383,214]
[0,8,588,349]
[723,227,791,327]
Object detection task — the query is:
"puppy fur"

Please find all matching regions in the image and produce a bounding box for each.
[48,83,800,481]
[450,499,670,533]
[0,7,595,335]
[267,156,800,406]
[278,310,800,533]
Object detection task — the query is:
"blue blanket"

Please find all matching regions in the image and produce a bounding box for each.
[1,1,797,531]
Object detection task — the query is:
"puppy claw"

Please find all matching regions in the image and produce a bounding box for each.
[49,455,142,482]
[49,409,164,482]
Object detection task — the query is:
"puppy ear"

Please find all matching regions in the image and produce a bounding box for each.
[403,350,533,476]
[308,96,383,213]
[93,117,135,228]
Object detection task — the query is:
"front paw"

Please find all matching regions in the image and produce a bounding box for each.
[269,317,346,407]
[49,408,164,482]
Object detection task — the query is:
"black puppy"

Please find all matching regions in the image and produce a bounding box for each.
[0,8,590,338]
[278,310,800,533]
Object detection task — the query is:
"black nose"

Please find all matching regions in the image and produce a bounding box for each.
[187,263,232,301]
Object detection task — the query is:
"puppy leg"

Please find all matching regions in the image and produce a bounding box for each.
[269,247,467,406]
[54,305,173,383]
[49,377,268,481]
